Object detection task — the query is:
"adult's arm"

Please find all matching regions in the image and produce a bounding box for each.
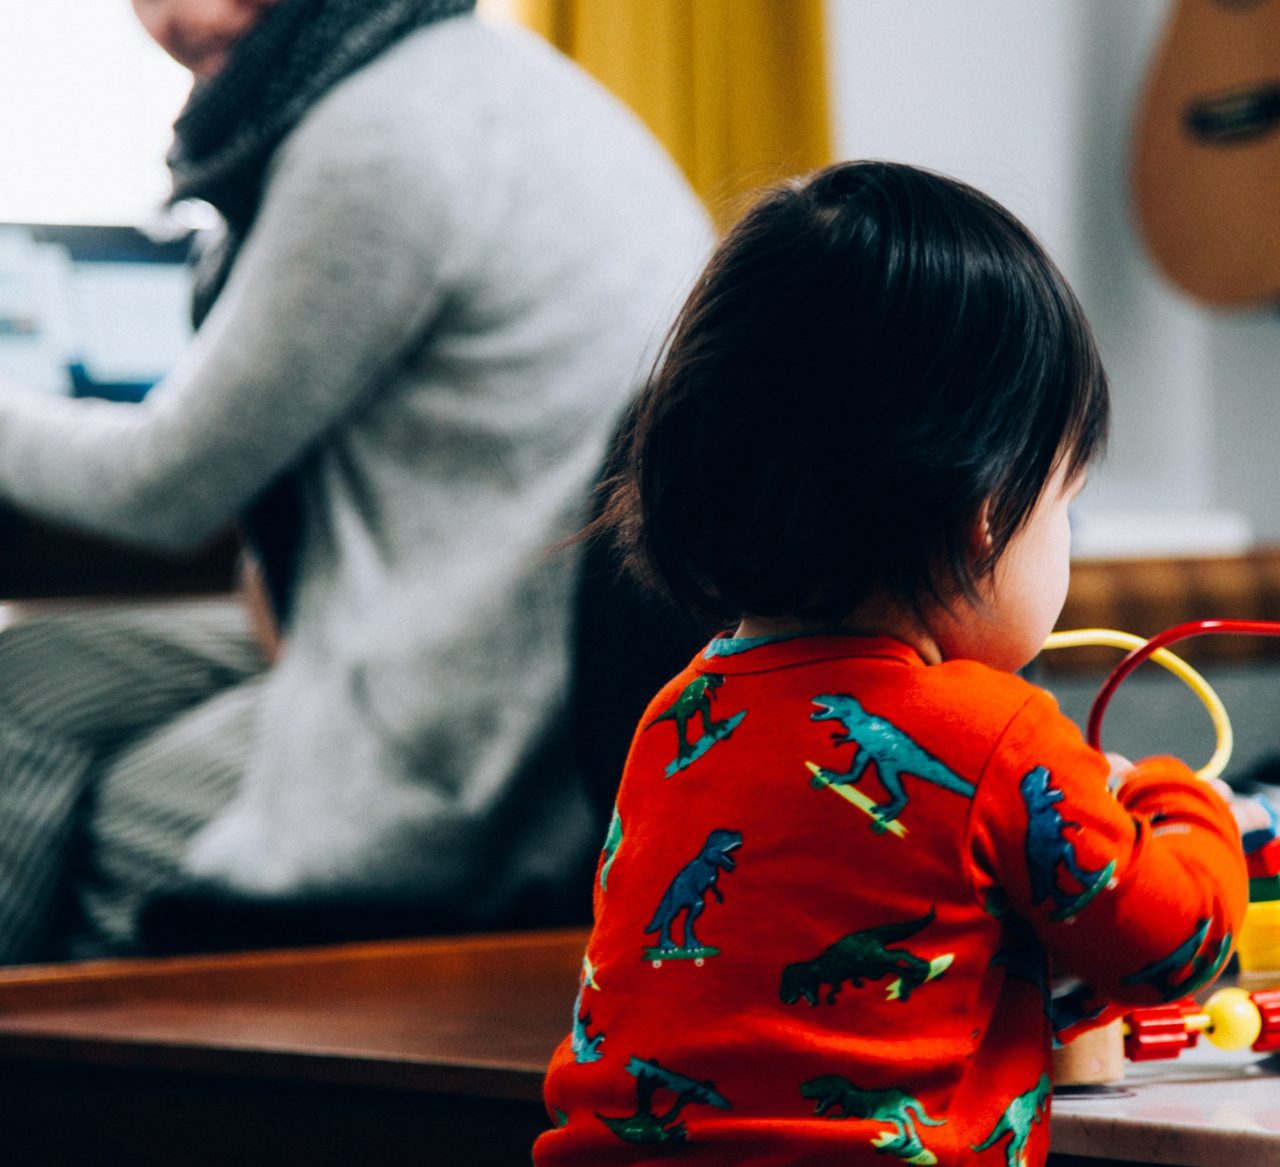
[0,101,449,550]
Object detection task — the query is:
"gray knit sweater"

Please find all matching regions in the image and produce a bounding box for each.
[0,17,712,922]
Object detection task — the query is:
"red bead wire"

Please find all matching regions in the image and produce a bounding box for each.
[1086,619,1280,753]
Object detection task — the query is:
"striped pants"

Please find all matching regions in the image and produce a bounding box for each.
[0,599,267,964]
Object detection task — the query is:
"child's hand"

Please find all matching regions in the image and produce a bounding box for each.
[1108,758,1273,849]
[1105,752,1134,790]
[1222,787,1279,853]
[1202,776,1234,804]
[1190,777,1275,852]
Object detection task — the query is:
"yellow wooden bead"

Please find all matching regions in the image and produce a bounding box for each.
[1205,988,1262,1050]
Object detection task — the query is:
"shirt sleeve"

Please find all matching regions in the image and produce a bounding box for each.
[0,98,453,549]
[964,686,1248,1027]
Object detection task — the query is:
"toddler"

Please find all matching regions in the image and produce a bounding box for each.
[535,161,1247,1167]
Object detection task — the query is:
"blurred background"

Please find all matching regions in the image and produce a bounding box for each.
[4,0,1276,546]
[2,0,1278,766]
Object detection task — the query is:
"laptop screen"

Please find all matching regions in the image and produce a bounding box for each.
[0,223,194,402]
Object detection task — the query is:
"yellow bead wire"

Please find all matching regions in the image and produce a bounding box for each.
[1041,628,1232,782]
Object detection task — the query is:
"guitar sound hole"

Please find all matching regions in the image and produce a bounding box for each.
[1185,86,1280,143]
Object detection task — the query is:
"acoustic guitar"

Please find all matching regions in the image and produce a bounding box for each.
[1131,0,1280,307]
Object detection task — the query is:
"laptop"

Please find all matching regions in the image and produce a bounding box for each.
[0,222,194,402]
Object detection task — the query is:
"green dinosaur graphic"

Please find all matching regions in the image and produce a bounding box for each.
[970,1073,1051,1167]
[570,955,604,1064]
[643,829,741,961]
[599,806,622,892]
[646,674,746,776]
[780,908,952,1006]
[1020,766,1115,920]
[810,694,974,833]
[800,1075,945,1164]
[597,1056,731,1145]
[1121,917,1233,1001]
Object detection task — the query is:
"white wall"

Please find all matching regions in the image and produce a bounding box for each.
[0,4,190,225]
[825,0,1280,548]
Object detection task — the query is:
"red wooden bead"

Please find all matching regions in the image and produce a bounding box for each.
[1250,989,1280,1053]
[1124,1003,1199,1062]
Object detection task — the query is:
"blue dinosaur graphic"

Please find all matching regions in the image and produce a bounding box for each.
[571,956,604,1064]
[647,674,746,776]
[1020,766,1116,920]
[644,829,742,958]
[810,694,975,832]
[1121,917,1233,1001]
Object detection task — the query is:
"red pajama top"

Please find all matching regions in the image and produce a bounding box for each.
[536,633,1247,1167]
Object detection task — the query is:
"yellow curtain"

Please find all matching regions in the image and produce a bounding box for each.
[515,0,832,226]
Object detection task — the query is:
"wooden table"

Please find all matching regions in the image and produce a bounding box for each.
[0,929,583,1166]
[0,927,1277,1166]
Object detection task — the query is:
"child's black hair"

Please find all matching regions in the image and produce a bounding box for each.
[604,160,1110,626]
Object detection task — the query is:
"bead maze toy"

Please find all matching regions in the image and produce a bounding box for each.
[1043,620,1280,1082]
[1122,987,1280,1061]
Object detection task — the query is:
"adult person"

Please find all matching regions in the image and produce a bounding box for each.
[0,0,711,963]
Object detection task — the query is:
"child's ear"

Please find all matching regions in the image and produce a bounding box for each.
[969,498,995,560]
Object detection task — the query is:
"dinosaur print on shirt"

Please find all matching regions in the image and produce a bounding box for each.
[646,675,746,776]
[644,829,742,961]
[1019,766,1115,920]
[780,908,952,1006]
[597,1056,731,1145]
[801,1075,945,1164]
[809,694,975,833]
[971,1073,1051,1167]
[536,635,1246,1167]
[570,954,605,1064]
[599,806,622,892]
[1121,917,1233,1001]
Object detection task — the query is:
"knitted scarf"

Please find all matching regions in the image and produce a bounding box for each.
[164,0,477,621]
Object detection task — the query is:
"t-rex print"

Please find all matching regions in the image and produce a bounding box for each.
[599,806,622,893]
[1019,766,1115,920]
[597,1056,731,1145]
[645,829,742,954]
[970,1072,1051,1167]
[646,674,746,775]
[780,909,948,1006]
[571,956,604,1064]
[810,694,975,831]
[800,1075,945,1163]
[1121,916,1233,1001]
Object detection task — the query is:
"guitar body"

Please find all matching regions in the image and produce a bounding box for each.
[1132,0,1280,307]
